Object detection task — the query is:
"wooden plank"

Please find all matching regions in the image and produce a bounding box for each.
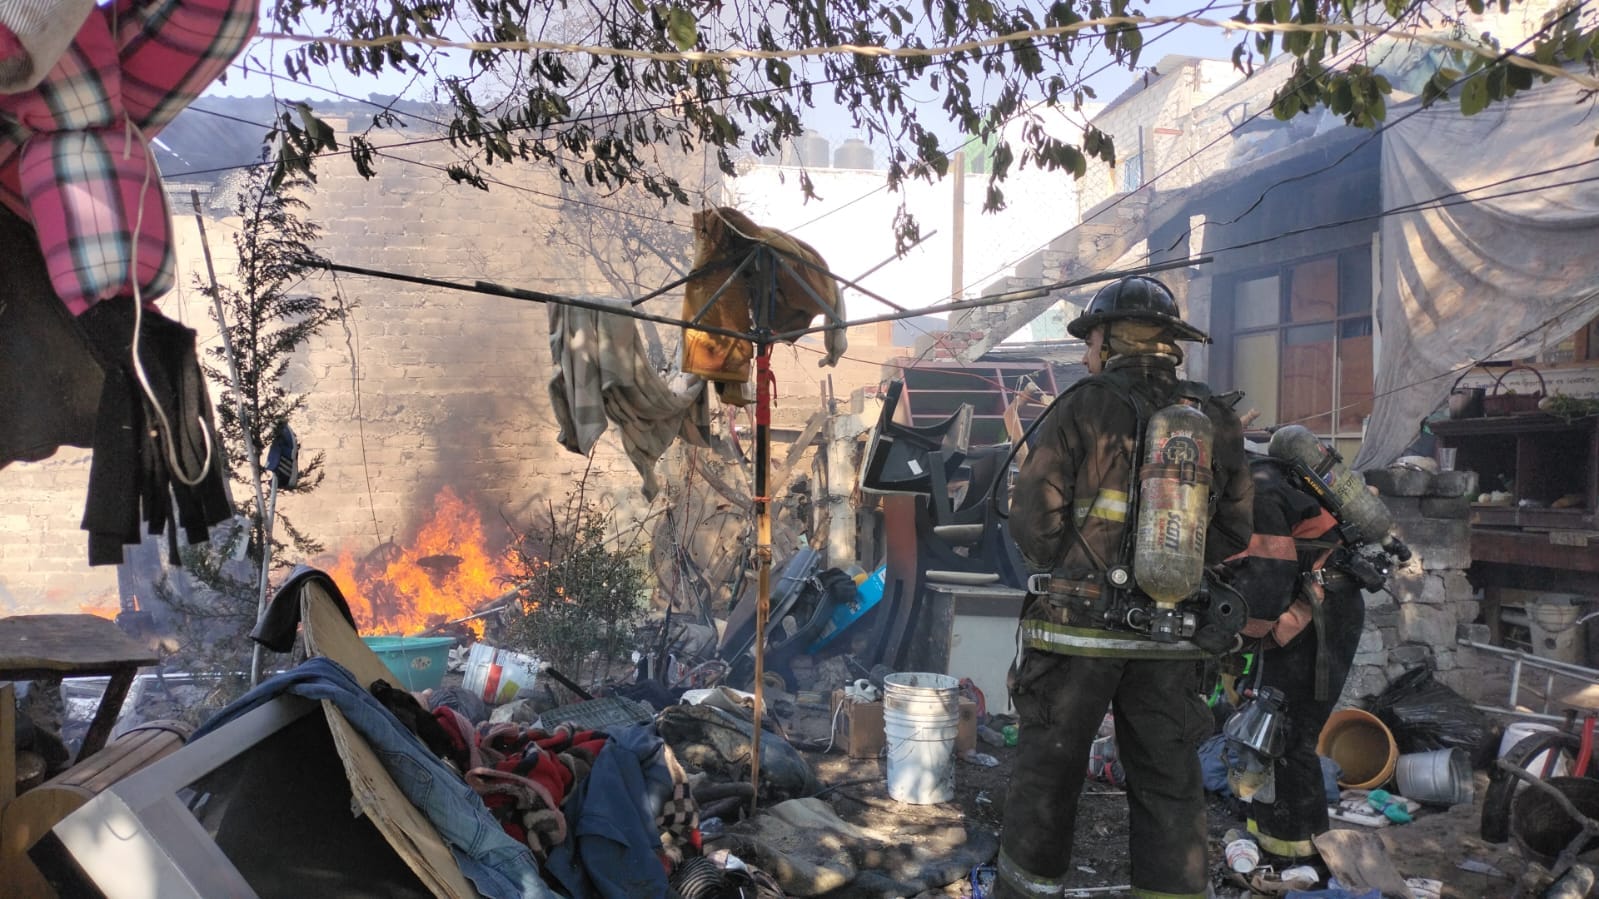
[769,407,827,494]
[75,672,135,763]
[1472,531,1599,574]
[0,615,157,673]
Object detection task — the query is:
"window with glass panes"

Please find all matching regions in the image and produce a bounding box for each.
[1218,249,1374,455]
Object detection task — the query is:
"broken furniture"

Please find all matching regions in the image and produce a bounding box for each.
[910,583,1027,713]
[31,694,438,898]
[32,574,513,898]
[858,381,1029,670]
[0,614,159,765]
[0,719,189,898]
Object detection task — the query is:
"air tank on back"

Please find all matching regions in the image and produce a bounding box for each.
[1134,403,1214,618]
[1267,425,1412,560]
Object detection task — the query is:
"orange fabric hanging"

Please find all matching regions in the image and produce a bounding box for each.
[681,207,845,405]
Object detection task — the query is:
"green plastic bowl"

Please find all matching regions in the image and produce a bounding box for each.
[361,635,455,691]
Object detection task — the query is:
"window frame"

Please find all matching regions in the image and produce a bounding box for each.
[1215,247,1375,448]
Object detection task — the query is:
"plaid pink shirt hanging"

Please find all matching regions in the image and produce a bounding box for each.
[0,0,257,314]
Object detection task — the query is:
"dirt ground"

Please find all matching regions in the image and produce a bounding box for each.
[778,700,1541,898]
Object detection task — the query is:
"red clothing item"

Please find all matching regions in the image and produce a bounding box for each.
[0,0,258,313]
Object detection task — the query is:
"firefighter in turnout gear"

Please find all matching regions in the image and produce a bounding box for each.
[1222,443,1398,864]
[998,276,1253,899]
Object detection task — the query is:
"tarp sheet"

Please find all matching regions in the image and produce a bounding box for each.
[1356,73,1599,468]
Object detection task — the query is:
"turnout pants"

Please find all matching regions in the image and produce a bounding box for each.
[997,650,1212,899]
[1250,587,1366,859]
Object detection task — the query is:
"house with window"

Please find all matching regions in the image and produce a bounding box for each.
[942,5,1599,667]
[956,6,1599,469]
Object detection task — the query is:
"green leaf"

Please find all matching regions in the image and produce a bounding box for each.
[1460,76,1489,116]
[666,7,698,51]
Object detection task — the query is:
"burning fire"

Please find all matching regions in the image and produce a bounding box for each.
[327,486,516,636]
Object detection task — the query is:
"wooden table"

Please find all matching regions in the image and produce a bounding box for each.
[0,614,158,771]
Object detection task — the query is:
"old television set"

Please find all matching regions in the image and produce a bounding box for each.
[31,694,434,898]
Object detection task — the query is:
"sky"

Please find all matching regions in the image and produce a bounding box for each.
[208,0,1244,144]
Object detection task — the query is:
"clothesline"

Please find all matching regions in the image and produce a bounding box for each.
[301,254,1210,342]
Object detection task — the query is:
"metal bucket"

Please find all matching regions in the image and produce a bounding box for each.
[1394,748,1472,807]
[882,672,961,804]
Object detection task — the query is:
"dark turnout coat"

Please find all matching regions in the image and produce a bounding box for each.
[1011,354,1253,587]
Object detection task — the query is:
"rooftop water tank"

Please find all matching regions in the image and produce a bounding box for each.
[834,138,874,170]
[782,130,831,167]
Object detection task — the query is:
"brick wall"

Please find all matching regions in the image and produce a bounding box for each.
[0,131,896,613]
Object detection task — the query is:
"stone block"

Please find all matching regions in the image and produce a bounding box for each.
[1392,571,1448,606]
[1399,602,1457,647]
[1380,497,1422,520]
[1429,470,1479,499]
[1393,518,1472,570]
[1357,628,1386,654]
[1388,566,1426,604]
[1366,467,1434,497]
[1390,642,1436,667]
[1342,665,1392,703]
[1367,602,1399,629]
[1420,496,1472,519]
[1457,623,1492,645]
[1453,599,1482,624]
[1442,571,1476,603]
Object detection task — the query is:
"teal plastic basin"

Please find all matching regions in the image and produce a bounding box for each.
[361,635,455,691]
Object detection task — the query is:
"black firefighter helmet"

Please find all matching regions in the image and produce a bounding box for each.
[1066,275,1210,343]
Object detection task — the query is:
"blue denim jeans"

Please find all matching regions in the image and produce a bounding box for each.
[194,657,556,899]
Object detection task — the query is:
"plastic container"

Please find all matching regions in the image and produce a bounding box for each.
[1529,599,1585,664]
[1394,748,1473,807]
[1500,721,1570,778]
[461,641,541,705]
[1317,708,1398,790]
[361,635,455,692]
[882,672,962,804]
[1223,829,1260,873]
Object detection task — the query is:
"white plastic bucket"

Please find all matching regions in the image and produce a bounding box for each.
[1529,599,1586,664]
[882,672,961,804]
[461,641,541,705]
[1500,721,1570,778]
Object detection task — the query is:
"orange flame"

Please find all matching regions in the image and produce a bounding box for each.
[326,486,516,636]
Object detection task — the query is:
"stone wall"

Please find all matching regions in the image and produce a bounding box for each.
[1343,465,1485,704]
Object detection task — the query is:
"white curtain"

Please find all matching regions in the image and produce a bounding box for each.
[1356,71,1599,468]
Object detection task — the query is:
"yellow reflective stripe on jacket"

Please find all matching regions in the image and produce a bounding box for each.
[1021,620,1207,659]
[1074,488,1131,527]
[1130,889,1207,899]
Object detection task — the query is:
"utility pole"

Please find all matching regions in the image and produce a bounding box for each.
[951,150,965,303]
